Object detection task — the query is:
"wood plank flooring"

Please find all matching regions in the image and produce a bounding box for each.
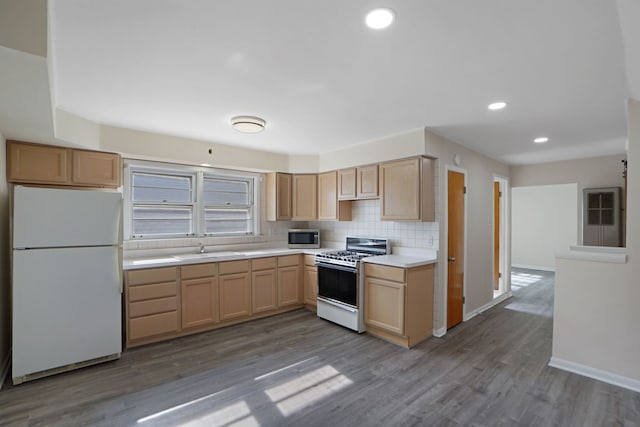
[1,268,639,426]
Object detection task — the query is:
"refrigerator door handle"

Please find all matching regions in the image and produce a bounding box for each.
[117,246,123,294]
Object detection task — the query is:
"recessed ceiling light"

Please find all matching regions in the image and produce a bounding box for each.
[231,116,266,133]
[488,101,507,110]
[366,8,395,29]
[533,137,549,144]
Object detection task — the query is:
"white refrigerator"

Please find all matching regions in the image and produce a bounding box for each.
[12,185,123,384]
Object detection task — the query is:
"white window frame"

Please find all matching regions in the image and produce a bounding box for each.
[124,159,260,240]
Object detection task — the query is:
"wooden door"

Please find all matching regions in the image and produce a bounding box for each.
[494,181,500,290]
[447,170,465,329]
[380,158,421,220]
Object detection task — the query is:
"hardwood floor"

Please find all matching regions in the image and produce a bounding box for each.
[1,268,639,426]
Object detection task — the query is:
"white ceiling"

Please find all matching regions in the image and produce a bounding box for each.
[50,0,631,165]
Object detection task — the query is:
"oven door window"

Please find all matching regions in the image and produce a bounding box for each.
[317,265,357,307]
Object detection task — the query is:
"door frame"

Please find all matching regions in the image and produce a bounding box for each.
[444,165,468,330]
[492,174,511,297]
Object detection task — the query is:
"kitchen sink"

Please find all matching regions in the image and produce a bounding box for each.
[173,251,239,260]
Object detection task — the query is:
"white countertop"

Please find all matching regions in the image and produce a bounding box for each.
[362,254,437,268]
[123,247,333,270]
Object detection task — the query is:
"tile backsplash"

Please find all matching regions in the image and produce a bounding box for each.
[124,199,438,253]
[309,199,439,250]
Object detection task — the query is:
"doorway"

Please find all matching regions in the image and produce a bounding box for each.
[493,176,509,299]
[447,169,465,329]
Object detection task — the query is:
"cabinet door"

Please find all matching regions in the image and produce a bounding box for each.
[252,269,277,313]
[7,141,71,185]
[278,265,302,307]
[219,273,251,321]
[380,158,421,220]
[364,277,405,335]
[72,150,121,187]
[181,277,218,329]
[318,171,337,220]
[304,265,318,307]
[338,168,357,200]
[292,174,317,220]
[357,165,379,199]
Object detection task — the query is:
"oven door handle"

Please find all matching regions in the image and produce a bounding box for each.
[315,262,358,273]
[318,297,357,313]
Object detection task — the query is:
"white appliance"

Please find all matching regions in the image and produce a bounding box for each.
[12,185,123,384]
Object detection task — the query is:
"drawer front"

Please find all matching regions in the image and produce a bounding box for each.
[219,259,250,275]
[252,256,277,271]
[365,264,405,283]
[129,296,177,318]
[181,263,217,280]
[129,282,177,302]
[304,254,316,266]
[129,311,178,340]
[278,254,300,267]
[127,267,177,286]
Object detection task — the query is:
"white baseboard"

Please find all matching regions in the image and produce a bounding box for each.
[549,357,640,393]
[512,264,555,272]
[464,291,513,321]
[0,350,10,391]
[432,327,446,338]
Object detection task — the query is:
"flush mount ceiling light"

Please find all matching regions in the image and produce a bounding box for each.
[366,8,395,29]
[533,137,549,144]
[488,101,507,110]
[231,116,266,133]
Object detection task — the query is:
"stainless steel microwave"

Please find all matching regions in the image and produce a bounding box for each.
[288,229,320,249]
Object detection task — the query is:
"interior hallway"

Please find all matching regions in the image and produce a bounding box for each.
[1,268,638,426]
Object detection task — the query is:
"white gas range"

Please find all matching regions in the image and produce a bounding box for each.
[314,237,390,332]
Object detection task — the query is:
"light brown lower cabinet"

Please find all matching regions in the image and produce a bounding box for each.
[364,263,434,348]
[251,257,278,314]
[303,255,318,310]
[181,263,218,329]
[125,266,180,347]
[124,255,305,348]
[278,255,303,307]
[219,272,251,321]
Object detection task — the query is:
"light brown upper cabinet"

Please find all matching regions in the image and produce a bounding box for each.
[318,171,352,221]
[338,165,379,200]
[7,140,121,188]
[266,172,292,221]
[72,149,121,187]
[379,157,434,221]
[292,174,317,220]
[337,168,357,200]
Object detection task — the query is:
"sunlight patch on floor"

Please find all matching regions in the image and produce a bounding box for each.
[264,365,353,417]
[137,388,232,424]
[177,401,259,427]
[511,271,544,288]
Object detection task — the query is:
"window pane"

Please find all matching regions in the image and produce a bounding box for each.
[133,173,192,203]
[203,177,249,206]
[132,206,193,236]
[205,208,252,234]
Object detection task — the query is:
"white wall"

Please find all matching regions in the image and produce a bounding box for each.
[512,184,577,270]
[510,154,625,244]
[552,99,640,388]
[424,129,511,331]
[0,132,10,384]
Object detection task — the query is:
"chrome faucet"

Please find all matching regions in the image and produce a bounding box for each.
[198,243,207,254]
